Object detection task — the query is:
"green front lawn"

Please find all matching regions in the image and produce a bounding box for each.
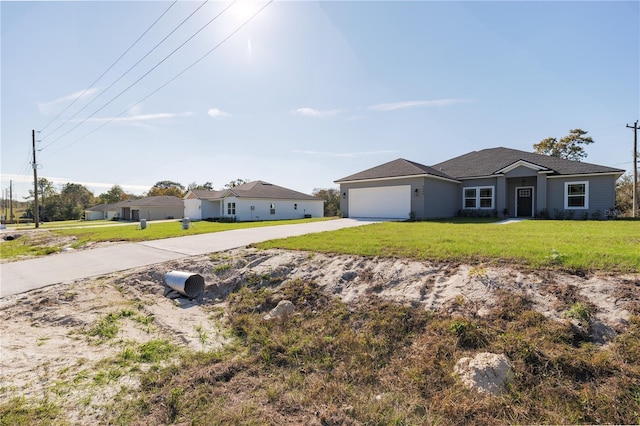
[0,218,333,261]
[52,218,333,245]
[256,220,640,273]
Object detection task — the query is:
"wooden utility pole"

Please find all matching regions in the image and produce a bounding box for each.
[9,180,14,224]
[627,120,639,218]
[32,129,40,228]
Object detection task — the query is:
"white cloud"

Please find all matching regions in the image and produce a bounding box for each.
[208,108,231,118]
[83,112,194,123]
[293,150,397,158]
[369,99,472,111]
[37,88,98,115]
[292,107,345,118]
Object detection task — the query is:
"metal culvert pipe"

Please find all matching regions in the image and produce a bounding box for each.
[164,271,205,298]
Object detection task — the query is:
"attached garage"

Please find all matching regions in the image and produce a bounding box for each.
[348,185,411,219]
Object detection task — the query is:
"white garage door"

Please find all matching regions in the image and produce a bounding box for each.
[349,185,411,219]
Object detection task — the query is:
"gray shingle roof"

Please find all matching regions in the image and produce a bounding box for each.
[115,196,184,207]
[85,203,118,212]
[432,147,624,179]
[189,181,320,201]
[188,189,227,200]
[334,158,456,183]
[227,181,320,201]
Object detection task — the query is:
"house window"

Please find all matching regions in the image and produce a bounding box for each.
[564,181,589,209]
[270,203,276,215]
[227,202,236,215]
[464,188,477,208]
[463,186,494,209]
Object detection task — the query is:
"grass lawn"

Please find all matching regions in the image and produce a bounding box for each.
[52,217,333,245]
[0,218,333,260]
[256,219,640,273]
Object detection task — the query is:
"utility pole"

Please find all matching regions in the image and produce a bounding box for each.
[627,120,639,218]
[32,129,40,228]
[9,180,14,224]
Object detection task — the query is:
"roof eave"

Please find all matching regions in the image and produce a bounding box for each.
[335,173,459,185]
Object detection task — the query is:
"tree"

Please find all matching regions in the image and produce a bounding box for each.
[98,185,130,204]
[60,183,95,220]
[533,128,594,161]
[225,179,249,188]
[188,181,214,191]
[312,188,340,217]
[615,172,635,217]
[147,180,185,197]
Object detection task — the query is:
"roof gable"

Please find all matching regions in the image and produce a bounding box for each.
[432,147,624,179]
[335,158,456,183]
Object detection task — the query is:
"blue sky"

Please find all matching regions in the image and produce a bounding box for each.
[2,1,638,201]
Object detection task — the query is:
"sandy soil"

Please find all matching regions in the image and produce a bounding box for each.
[1,247,638,422]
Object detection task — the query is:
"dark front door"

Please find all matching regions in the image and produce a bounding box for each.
[517,188,533,217]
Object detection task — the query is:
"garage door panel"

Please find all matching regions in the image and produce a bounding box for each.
[349,186,410,219]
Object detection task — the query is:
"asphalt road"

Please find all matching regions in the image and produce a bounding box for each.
[0,219,378,298]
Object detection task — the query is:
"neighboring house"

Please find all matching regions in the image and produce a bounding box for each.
[184,180,324,221]
[84,196,184,221]
[84,203,119,221]
[335,147,624,220]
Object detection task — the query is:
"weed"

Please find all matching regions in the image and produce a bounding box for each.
[566,302,591,323]
[166,387,183,423]
[194,323,209,348]
[545,248,566,265]
[213,263,232,274]
[0,397,62,425]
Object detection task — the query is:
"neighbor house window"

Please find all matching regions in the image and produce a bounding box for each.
[463,186,494,209]
[227,202,236,215]
[564,181,589,209]
[270,203,276,215]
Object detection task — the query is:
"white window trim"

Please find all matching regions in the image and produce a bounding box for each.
[462,186,495,210]
[564,181,589,209]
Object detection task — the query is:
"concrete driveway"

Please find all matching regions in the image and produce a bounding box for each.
[0,219,379,298]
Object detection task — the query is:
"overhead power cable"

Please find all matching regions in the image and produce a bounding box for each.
[41,0,207,144]
[41,0,231,150]
[42,0,273,160]
[39,0,178,136]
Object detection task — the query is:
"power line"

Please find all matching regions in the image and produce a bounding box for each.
[41,0,205,144]
[41,0,228,150]
[39,1,178,136]
[42,0,273,160]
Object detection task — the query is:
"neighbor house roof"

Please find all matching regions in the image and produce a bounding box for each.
[114,196,184,207]
[186,181,320,201]
[185,189,227,200]
[334,158,457,183]
[227,181,320,200]
[85,203,118,212]
[432,147,625,179]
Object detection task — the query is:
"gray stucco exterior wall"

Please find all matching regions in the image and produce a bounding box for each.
[546,175,618,216]
[423,179,460,218]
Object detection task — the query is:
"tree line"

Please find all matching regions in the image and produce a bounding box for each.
[17,130,637,222]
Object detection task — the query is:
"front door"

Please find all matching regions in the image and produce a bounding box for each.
[516,187,533,217]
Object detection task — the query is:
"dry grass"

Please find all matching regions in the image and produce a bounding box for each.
[104,278,640,425]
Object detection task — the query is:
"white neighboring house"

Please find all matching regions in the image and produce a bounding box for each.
[184,180,324,221]
[84,203,119,220]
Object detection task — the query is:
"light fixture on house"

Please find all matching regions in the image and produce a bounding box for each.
[342,192,346,199]
[414,188,419,197]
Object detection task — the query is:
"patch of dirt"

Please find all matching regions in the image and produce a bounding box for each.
[1,248,638,422]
